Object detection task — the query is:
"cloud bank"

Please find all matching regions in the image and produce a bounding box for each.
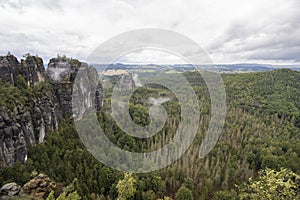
[0,0,299,64]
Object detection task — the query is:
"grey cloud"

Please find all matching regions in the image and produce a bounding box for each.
[208,0,300,62]
[0,0,299,64]
[248,46,300,62]
[0,28,89,62]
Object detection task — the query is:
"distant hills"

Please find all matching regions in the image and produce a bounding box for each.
[94,63,300,73]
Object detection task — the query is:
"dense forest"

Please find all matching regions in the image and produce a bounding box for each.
[0,68,300,199]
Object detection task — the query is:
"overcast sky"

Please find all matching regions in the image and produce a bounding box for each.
[0,0,299,65]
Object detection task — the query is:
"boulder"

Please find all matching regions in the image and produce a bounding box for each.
[0,182,21,197]
[21,173,64,199]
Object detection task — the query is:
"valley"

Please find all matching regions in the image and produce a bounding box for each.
[0,54,299,199]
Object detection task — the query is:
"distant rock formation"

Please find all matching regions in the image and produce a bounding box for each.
[118,72,136,91]
[0,54,103,167]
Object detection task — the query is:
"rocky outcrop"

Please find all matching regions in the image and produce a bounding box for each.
[118,72,136,91]
[0,182,21,198]
[0,174,64,199]
[20,55,45,87]
[0,54,103,167]
[95,83,103,112]
[21,174,64,199]
[0,55,54,167]
[0,55,19,85]
[46,56,80,82]
[0,106,35,167]
[46,56,102,118]
[0,54,45,87]
[31,96,58,144]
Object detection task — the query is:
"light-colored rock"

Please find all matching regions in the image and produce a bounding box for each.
[0,182,21,197]
[21,174,64,200]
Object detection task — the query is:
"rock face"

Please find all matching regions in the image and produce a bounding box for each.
[21,173,64,199]
[118,72,136,91]
[46,56,103,119]
[0,54,103,167]
[95,83,104,112]
[0,106,35,167]
[46,57,82,117]
[31,95,58,144]
[0,182,21,198]
[20,56,45,87]
[0,54,45,87]
[0,55,19,85]
[0,55,56,167]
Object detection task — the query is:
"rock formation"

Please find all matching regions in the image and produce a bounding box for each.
[20,55,45,87]
[0,174,63,199]
[117,72,136,91]
[0,182,21,198]
[0,106,35,167]
[0,54,103,167]
[46,56,103,119]
[0,55,19,85]
[21,173,64,199]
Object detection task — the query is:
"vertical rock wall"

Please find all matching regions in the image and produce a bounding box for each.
[0,54,103,167]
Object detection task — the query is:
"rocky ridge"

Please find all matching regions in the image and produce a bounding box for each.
[0,54,103,167]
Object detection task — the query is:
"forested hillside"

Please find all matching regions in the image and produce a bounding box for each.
[0,68,299,200]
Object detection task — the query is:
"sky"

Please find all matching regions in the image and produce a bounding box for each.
[0,0,299,65]
[117,50,189,65]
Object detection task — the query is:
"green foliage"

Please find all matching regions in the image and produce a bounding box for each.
[47,190,81,200]
[157,197,173,200]
[0,69,300,200]
[238,168,300,200]
[0,82,28,110]
[32,81,52,97]
[46,191,55,200]
[142,190,156,200]
[175,186,193,200]
[117,173,137,200]
[223,69,300,121]
[57,191,81,200]
[213,189,237,200]
[129,104,150,126]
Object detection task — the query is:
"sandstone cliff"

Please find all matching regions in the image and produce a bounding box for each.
[0,54,102,167]
[0,55,19,85]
